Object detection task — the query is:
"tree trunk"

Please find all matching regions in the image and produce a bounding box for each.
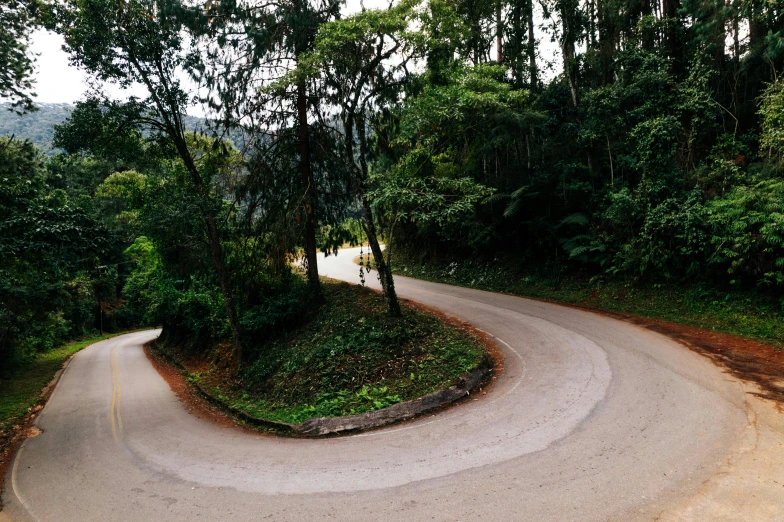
[641,0,654,50]
[496,0,503,63]
[127,50,244,362]
[526,0,537,89]
[204,210,244,360]
[296,76,321,297]
[732,6,740,65]
[712,0,727,74]
[178,144,244,362]
[588,0,597,47]
[662,0,681,73]
[597,0,618,84]
[362,200,401,316]
[511,1,522,86]
[352,113,401,317]
[748,1,765,51]
[559,0,579,106]
[607,133,615,186]
[563,36,578,106]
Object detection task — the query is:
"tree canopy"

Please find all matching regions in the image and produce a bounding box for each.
[3,0,784,367]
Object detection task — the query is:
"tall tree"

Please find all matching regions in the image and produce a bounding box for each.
[453,0,495,64]
[179,0,340,297]
[290,0,340,297]
[555,0,581,105]
[0,0,38,112]
[48,0,245,360]
[419,0,463,86]
[503,0,538,89]
[302,3,422,315]
[526,0,537,88]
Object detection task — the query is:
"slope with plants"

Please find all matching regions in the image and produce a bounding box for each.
[361,0,784,335]
[158,279,487,425]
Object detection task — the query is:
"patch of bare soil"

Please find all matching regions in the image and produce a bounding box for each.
[143,343,263,435]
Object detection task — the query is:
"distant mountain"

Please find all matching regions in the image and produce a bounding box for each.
[0,102,213,155]
[0,102,73,154]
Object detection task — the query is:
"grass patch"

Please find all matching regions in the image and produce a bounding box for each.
[166,279,487,425]
[377,255,784,347]
[0,330,142,430]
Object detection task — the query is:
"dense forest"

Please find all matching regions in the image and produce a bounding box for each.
[1,0,783,371]
[0,102,207,153]
[0,103,72,153]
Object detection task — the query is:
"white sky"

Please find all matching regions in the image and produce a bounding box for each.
[16,0,558,109]
[19,0,389,110]
[27,30,149,104]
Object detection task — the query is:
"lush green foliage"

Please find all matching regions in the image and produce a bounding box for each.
[0,137,124,367]
[363,0,784,317]
[760,80,784,166]
[0,0,37,112]
[183,280,485,424]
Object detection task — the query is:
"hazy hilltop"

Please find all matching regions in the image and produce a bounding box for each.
[0,102,72,153]
[0,103,210,154]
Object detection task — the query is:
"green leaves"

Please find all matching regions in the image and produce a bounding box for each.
[371,155,493,228]
[0,138,117,361]
[759,80,784,165]
[705,179,784,286]
[313,2,414,59]
[369,64,540,247]
[630,116,681,172]
[0,0,38,112]
[52,98,152,170]
[400,65,537,146]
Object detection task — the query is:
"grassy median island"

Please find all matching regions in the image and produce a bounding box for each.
[159,279,488,426]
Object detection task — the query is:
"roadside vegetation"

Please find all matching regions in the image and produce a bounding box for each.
[159,280,485,425]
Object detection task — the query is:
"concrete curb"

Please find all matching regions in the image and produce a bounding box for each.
[150,344,493,437]
[296,360,492,436]
[193,382,297,433]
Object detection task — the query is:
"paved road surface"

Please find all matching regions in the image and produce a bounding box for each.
[3,247,752,521]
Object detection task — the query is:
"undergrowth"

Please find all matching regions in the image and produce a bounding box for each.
[169,279,486,425]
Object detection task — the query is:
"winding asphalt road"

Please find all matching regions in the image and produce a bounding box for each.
[2,247,754,521]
